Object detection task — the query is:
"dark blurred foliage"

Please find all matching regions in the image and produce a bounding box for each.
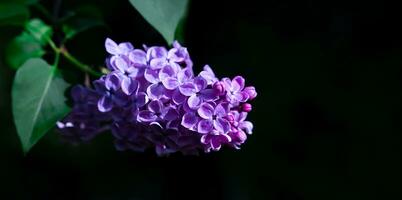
[1,0,402,199]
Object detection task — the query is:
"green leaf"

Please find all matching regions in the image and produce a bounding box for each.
[129,0,189,45]
[62,17,105,40]
[62,18,104,40]
[62,6,105,41]
[2,0,38,5]
[12,58,70,154]
[174,15,187,44]
[25,18,53,45]
[5,32,45,69]
[0,3,29,26]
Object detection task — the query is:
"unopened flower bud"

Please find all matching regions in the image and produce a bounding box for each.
[241,103,252,112]
[243,86,257,100]
[213,81,225,95]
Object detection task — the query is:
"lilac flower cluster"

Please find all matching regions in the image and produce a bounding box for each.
[57,38,257,155]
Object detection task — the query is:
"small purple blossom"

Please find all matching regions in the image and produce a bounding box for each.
[197,102,230,134]
[57,85,108,143]
[57,38,257,156]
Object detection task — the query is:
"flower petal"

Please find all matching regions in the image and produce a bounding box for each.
[172,89,187,104]
[211,134,231,150]
[118,42,134,54]
[144,68,160,84]
[222,77,232,90]
[163,107,179,121]
[166,119,180,130]
[200,89,219,101]
[199,67,217,85]
[159,65,177,80]
[128,49,147,67]
[239,121,253,134]
[137,110,158,122]
[203,65,215,76]
[231,76,245,92]
[93,78,107,92]
[135,92,149,107]
[181,112,199,129]
[113,56,129,72]
[148,100,163,114]
[98,95,113,112]
[230,130,247,143]
[213,118,230,133]
[105,38,119,55]
[197,103,214,119]
[150,58,167,70]
[121,77,138,95]
[200,134,210,144]
[146,83,165,100]
[243,86,257,100]
[238,112,248,122]
[105,73,121,91]
[234,92,249,102]
[162,77,179,90]
[197,119,213,134]
[150,121,163,133]
[177,67,193,83]
[167,48,188,63]
[193,76,207,91]
[71,85,85,102]
[147,46,167,60]
[179,82,197,96]
[214,102,229,117]
[113,90,130,106]
[188,94,202,109]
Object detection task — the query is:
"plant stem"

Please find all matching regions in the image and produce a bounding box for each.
[47,39,102,77]
[53,50,60,67]
[48,39,59,53]
[59,47,103,77]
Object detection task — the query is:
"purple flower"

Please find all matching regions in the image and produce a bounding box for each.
[109,55,142,78]
[187,76,219,109]
[168,41,190,63]
[128,49,147,68]
[146,45,181,70]
[58,38,257,156]
[96,71,141,110]
[222,76,249,105]
[146,46,168,61]
[112,122,150,152]
[230,111,253,135]
[158,64,182,90]
[137,100,179,122]
[57,85,108,144]
[197,102,231,134]
[199,65,218,85]
[243,86,257,100]
[144,68,168,100]
[226,111,254,148]
[201,131,232,151]
[105,38,134,56]
[181,111,199,130]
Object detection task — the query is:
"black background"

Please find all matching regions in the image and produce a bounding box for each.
[1,0,402,199]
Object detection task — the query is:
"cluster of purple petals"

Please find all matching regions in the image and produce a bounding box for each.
[57,38,257,155]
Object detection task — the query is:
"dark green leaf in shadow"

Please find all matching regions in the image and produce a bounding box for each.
[12,58,70,154]
[61,5,105,41]
[0,3,29,26]
[5,32,45,69]
[62,18,104,40]
[25,18,53,45]
[174,15,187,44]
[129,0,189,45]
